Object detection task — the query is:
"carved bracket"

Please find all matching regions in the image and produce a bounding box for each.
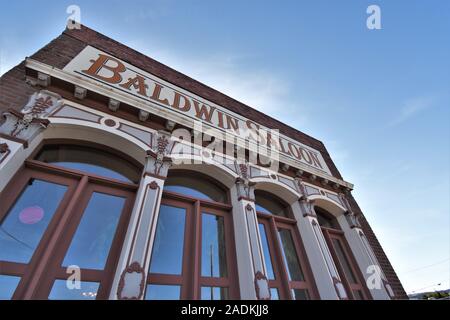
[0,90,62,142]
[117,262,146,300]
[145,131,175,178]
[254,271,271,300]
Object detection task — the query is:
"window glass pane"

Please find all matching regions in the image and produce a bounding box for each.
[62,192,125,270]
[201,213,227,278]
[315,207,339,229]
[48,280,99,300]
[164,174,227,203]
[36,145,140,183]
[292,288,310,300]
[145,284,180,300]
[0,275,21,299]
[270,288,279,300]
[352,290,364,300]
[201,287,228,300]
[150,205,186,275]
[277,228,305,281]
[258,223,275,280]
[255,191,289,217]
[332,238,357,284]
[0,179,67,264]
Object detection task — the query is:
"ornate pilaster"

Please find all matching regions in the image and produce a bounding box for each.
[293,178,347,299]
[111,130,174,300]
[337,192,394,299]
[0,90,62,145]
[231,161,270,300]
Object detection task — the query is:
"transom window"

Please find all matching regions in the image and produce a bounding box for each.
[0,141,140,299]
[254,190,290,218]
[35,144,141,184]
[163,172,228,203]
[255,191,318,300]
[145,171,238,300]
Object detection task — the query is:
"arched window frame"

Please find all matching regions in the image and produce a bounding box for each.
[144,169,240,300]
[0,139,141,299]
[255,189,318,300]
[314,205,372,300]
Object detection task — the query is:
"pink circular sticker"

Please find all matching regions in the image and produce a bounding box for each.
[19,206,44,224]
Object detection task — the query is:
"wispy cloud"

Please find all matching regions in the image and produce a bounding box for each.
[389,95,436,127]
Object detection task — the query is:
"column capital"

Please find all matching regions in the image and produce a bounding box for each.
[339,193,361,229]
[144,130,175,179]
[0,90,62,144]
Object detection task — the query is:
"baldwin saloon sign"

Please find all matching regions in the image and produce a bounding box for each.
[63,46,331,175]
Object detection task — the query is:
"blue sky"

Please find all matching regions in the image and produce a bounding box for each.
[1,0,449,295]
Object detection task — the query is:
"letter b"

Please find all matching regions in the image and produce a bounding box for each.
[82,54,126,84]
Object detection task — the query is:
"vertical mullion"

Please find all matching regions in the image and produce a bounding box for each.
[192,200,201,299]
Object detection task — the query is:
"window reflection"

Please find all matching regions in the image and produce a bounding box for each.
[145,284,180,300]
[332,238,357,284]
[255,190,289,217]
[62,192,125,270]
[150,205,186,275]
[292,288,310,300]
[36,145,141,183]
[270,288,279,300]
[277,229,305,281]
[258,223,275,280]
[201,287,228,300]
[0,275,21,300]
[0,179,67,264]
[48,280,99,300]
[201,213,227,278]
[164,173,227,203]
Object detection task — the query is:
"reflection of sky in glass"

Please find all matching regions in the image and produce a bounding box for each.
[0,179,67,264]
[292,288,309,300]
[277,229,304,281]
[255,203,271,214]
[164,185,213,201]
[332,238,357,284]
[270,288,279,300]
[52,162,132,183]
[201,287,228,300]
[201,213,227,278]
[149,205,186,275]
[145,284,180,300]
[62,192,125,270]
[258,224,275,280]
[48,280,99,300]
[0,275,21,300]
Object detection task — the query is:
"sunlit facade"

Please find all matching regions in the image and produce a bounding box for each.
[0,24,406,300]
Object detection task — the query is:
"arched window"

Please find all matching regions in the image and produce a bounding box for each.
[144,170,239,300]
[0,141,141,299]
[314,206,371,300]
[255,190,318,300]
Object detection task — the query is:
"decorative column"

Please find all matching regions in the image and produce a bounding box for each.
[0,90,62,192]
[292,178,347,300]
[337,193,394,299]
[230,162,270,300]
[110,131,174,300]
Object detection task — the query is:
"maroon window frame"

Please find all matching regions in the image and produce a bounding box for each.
[0,142,139,299]
[256,210,318,300]
[146,186,240,299]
